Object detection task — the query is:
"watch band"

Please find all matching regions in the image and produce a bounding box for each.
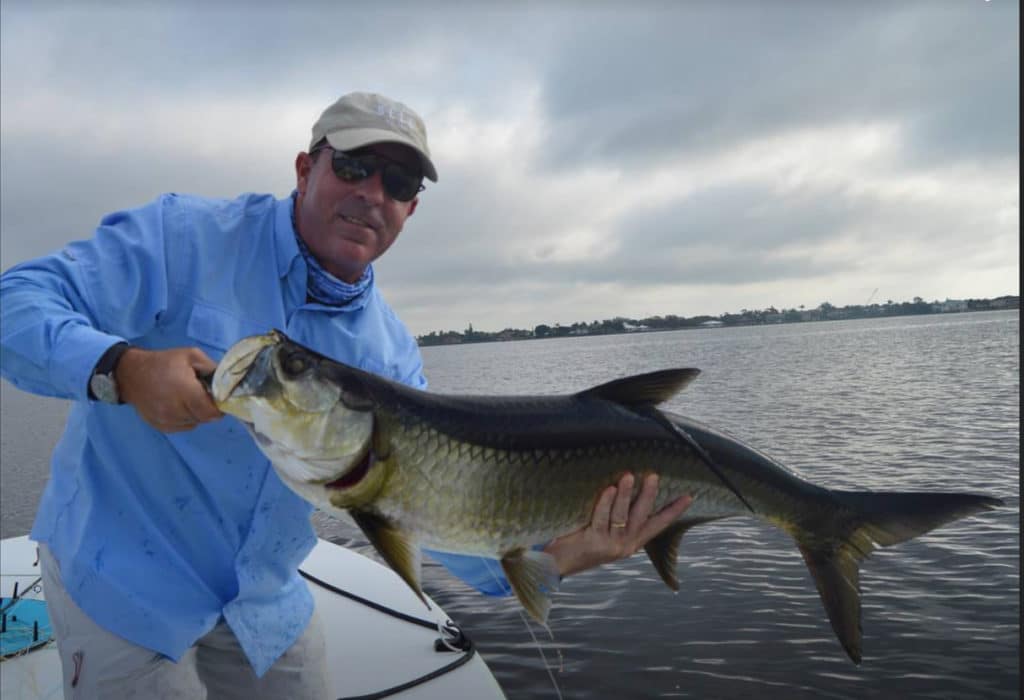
[87,341,131,402]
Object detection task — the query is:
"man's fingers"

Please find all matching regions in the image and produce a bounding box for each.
[184,392,223,423]
[628,473,660,527]
[155,396,220,432]
[140,404,200,432]
[117,346,225,432]
[159,421,197,433]
[639,494,694,542]
[184,369,223,422]
[189,350,219,394]
[609,474,634,531]
[590,484,618,531]
[187,347,219,374]
[155,369,223,428]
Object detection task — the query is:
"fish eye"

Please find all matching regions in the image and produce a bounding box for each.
[282,352,309,377]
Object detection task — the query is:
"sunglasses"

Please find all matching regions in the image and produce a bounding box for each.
[314,147,425,202]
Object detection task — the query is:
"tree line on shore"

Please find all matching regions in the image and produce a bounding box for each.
[416,295,1019,346]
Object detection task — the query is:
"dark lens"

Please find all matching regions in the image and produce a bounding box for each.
[331,152,373,183]
[381,164,422,202]
[331,151,422,202]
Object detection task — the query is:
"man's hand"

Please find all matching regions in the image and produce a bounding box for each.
[116,347,223,433]
[544,473,693,578]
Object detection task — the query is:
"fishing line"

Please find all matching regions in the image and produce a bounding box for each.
[643,408,755,513]
[481,558,564,700]
[517,608,564,700]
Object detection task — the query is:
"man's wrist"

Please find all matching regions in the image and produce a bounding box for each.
[88,342,132,403]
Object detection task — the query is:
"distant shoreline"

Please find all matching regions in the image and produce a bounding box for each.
[417,296,1019,347]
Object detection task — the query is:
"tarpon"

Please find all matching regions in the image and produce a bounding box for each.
[210,330,1003,664]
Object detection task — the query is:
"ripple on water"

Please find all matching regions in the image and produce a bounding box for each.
[1,312,1017,699]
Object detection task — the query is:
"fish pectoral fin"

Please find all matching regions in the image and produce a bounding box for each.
[500,548,561,626]
[644,517,722,591]
[350,510,427,608]
[577,368,700,407]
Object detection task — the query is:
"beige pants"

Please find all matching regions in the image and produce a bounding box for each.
[38,545,328,700]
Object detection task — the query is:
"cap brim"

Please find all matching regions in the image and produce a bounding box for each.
[324,128,438,182]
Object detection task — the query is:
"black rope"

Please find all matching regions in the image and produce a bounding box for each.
[1,576,42,615]
[299,568,439,631]
[298,568,479,700]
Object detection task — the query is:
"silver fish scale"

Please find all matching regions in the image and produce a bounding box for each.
[374,417,756,557]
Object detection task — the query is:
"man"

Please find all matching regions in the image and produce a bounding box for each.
[0,92,692,698]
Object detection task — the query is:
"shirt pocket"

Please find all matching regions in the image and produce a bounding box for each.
[185,302,270,360]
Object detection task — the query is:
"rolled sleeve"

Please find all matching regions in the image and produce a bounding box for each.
[1,197,173,399]
[425,550,513,597]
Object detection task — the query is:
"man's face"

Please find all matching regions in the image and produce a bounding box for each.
[293,142,420,282]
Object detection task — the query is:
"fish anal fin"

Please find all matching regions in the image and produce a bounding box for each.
[350,510,426,606]
[644,517,722,591]
[578,368,700,407]
[500,548,561,626]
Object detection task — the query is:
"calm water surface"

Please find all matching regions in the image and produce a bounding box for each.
[1,311,1019,698]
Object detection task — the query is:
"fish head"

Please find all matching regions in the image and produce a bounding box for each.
[211,331,376,504]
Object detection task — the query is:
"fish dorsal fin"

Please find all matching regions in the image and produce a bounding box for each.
[577,368,700,407]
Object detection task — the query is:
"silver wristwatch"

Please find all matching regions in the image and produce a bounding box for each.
[88,342,131,404]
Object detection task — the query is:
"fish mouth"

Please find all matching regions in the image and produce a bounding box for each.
[211,333,279,404]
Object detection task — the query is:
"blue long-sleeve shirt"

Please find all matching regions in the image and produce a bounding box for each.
[0,192,509,676]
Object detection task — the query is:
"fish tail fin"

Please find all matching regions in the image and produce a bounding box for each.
[793,490,1003,665]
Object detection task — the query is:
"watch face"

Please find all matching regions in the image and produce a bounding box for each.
[90,373,120,404]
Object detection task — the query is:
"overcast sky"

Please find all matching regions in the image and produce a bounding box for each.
[1,1,1018,336]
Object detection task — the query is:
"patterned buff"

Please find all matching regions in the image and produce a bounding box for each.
[294,232,374,307]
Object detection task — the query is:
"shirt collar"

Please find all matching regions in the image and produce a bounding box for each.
[274,192,302,279]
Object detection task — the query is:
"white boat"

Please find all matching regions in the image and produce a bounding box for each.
[0,535,505,699]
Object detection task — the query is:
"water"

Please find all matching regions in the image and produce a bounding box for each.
[1,311,1019,698]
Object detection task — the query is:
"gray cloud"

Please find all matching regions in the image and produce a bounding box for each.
[537,2,1018,170]
[1,1,1018,336]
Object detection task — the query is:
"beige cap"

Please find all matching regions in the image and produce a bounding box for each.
[310,92,438,182]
